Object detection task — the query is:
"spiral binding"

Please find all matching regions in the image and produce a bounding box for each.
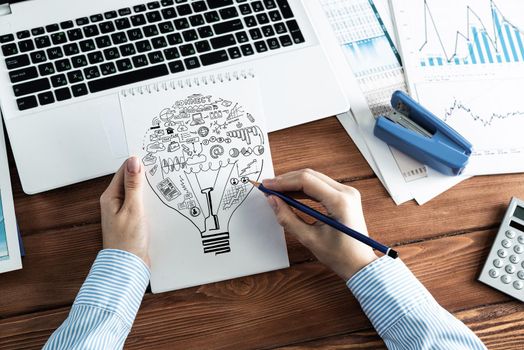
[120,69,256,97]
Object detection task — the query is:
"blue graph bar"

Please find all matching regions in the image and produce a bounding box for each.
[468,42,477,64]
[472,27,485,64]
[504,24,519,62]
[493,10,510,62]
[515,28,524,60]
[429,57,435,66]
[454,57,460,65]
[436,57,443,65]
[496,54,502,63]
[482,31,494,63]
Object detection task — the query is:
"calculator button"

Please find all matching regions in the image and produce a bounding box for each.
[509,255,520,264]
[514,245,524,254]
[489,269,500,278]
[493,258,504,268]
[518,235,524,244]
[506,229,517,238]
[501,275,512,284]
[501,239,512,248]
[505,265,516,274]
[518,270,524,280]
[514,280,523,290]
[498,249,508,258]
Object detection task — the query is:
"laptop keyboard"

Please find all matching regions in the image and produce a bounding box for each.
[0,0,305,111]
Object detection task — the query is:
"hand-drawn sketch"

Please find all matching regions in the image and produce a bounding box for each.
[141,93,265,255]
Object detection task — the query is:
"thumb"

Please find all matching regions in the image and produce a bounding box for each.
[123,156,144,210]
[268,196,316,246]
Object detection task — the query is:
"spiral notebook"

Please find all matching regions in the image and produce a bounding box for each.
[120,71,289,293]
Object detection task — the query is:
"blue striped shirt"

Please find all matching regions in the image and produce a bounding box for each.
[44,251,486,349]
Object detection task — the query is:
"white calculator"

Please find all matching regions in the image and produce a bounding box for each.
[479,197,524,302]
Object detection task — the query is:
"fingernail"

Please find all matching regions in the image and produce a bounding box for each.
[267,196,278,211]
[127,157,141,174]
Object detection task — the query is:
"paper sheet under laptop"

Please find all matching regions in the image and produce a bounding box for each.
[120,72,289,293]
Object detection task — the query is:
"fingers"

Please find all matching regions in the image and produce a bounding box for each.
[100,162,126,211]
[267,196,316,246]
[123,156,144,211]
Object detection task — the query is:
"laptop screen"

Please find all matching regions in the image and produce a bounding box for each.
[0,1,27,4]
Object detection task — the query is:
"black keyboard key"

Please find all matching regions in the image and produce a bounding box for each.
[89,64,169,94]
[47,47,64,60]
[279,34,292,47]
[256,13,269,24]
[136,40,152,52]
[189,14,205,26]
[240,43,254,55]
[96,35,112,48]
[51,74,68,87]
[100,62,116,75]
[38,91,55,105]
[244,16,256,27]
[195,40,211,52]
[119,7,132,16]
[120,44,136,56]
[13,78,50,97]
[167,33,183,45]
[116,58,133,71]
[276,0,294,18]
[148,51,165,63]
[131,14,147,26]
[79,39,96,52]
[84,66,101,79]
[210,34,235,49]
[104,11,118,19]
[228,46,241,59]
[182,29,198,41]
[274,22,287,34]
[219,6,237,19]
[112,32,128,45]
[104,47,120,60]
[262,25,274,37]
[99,21,116,34]
[90,14,104,22]
[267,37,280,49]
[67,29,83,41]
[200,50,228,66]
[206,0,233,9]
[51,32,67,45]
[64,43,80,56]
[213,19,243,34]
[60,20,75,29]
[252,1,263,12]
[286,20,304,43]
[10,67,38,83]
[31,50,47,63]
[46,24,60,33]
[67,70,84,83]
[179,43,195,56]
[254,40,268,52]
[174,18,190,30]
[204,11,220,23]
[88,51,104,64]
[17,96,38,111]
[146,11,162,23]
[32,27,45,36]
[143,25,159,37]
[55,87,72,101]
[0,34,14,43]
[168,60,184,73]
[161,7,177,20]
[17,31,30,40]
[184,56,200,69]
[18,39,35,52]
[164,47,180,60]
[72,83,88,97]
[264,0,277,9]
[71,55,88,68]
[134,4,147,12]
[235,31,249,43]
[113,21,129,35]
[152,36,168,48]
[76,17,89,26]
[177,4,192,16]
[127,28,144,41]
[132,55,149,67]
[162,0,175,6]
[269,10,281,21]
[148,1,161,9]
[239,4,251,15]
[6,54,30,70]
[84,25,100,38]
[38,62,56,76]
[198,26,213,38]
[192,1,207,12]
[159,21,174,33]
[54,60,71,74]
[249,28,262,40]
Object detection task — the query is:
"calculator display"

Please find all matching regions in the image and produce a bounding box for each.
[514,206,524,221]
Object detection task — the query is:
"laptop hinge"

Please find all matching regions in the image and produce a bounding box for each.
[0,4,11,16]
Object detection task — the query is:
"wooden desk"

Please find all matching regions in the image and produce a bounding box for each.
[1,117,523,349]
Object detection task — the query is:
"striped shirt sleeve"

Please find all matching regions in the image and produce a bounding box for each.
[347,256,487,350]
[43,249,150,350]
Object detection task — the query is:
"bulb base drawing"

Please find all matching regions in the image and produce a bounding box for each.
[202,231,231,255]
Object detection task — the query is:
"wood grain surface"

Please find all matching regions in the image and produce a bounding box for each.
[0,117,523,349]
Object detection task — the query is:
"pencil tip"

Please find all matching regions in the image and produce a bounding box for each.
[249,180,261,187]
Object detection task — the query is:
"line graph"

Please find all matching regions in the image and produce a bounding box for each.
[443,99,524,126]
[419,0,524,66]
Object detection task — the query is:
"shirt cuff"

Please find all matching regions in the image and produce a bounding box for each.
[74,249,151,328]
[346,256,434,336]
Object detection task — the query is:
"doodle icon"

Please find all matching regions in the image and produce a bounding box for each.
[190,113,205,126]
[210,145,224,159]
[157,178,181,201]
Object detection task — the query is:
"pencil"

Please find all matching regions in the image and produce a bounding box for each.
[250,180,398,259]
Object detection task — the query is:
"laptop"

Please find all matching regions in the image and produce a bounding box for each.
[0,0,349,194]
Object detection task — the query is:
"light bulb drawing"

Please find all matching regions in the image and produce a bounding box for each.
[141,93,266,255]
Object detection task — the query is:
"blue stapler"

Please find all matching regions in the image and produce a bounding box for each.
[374,91,473,176]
